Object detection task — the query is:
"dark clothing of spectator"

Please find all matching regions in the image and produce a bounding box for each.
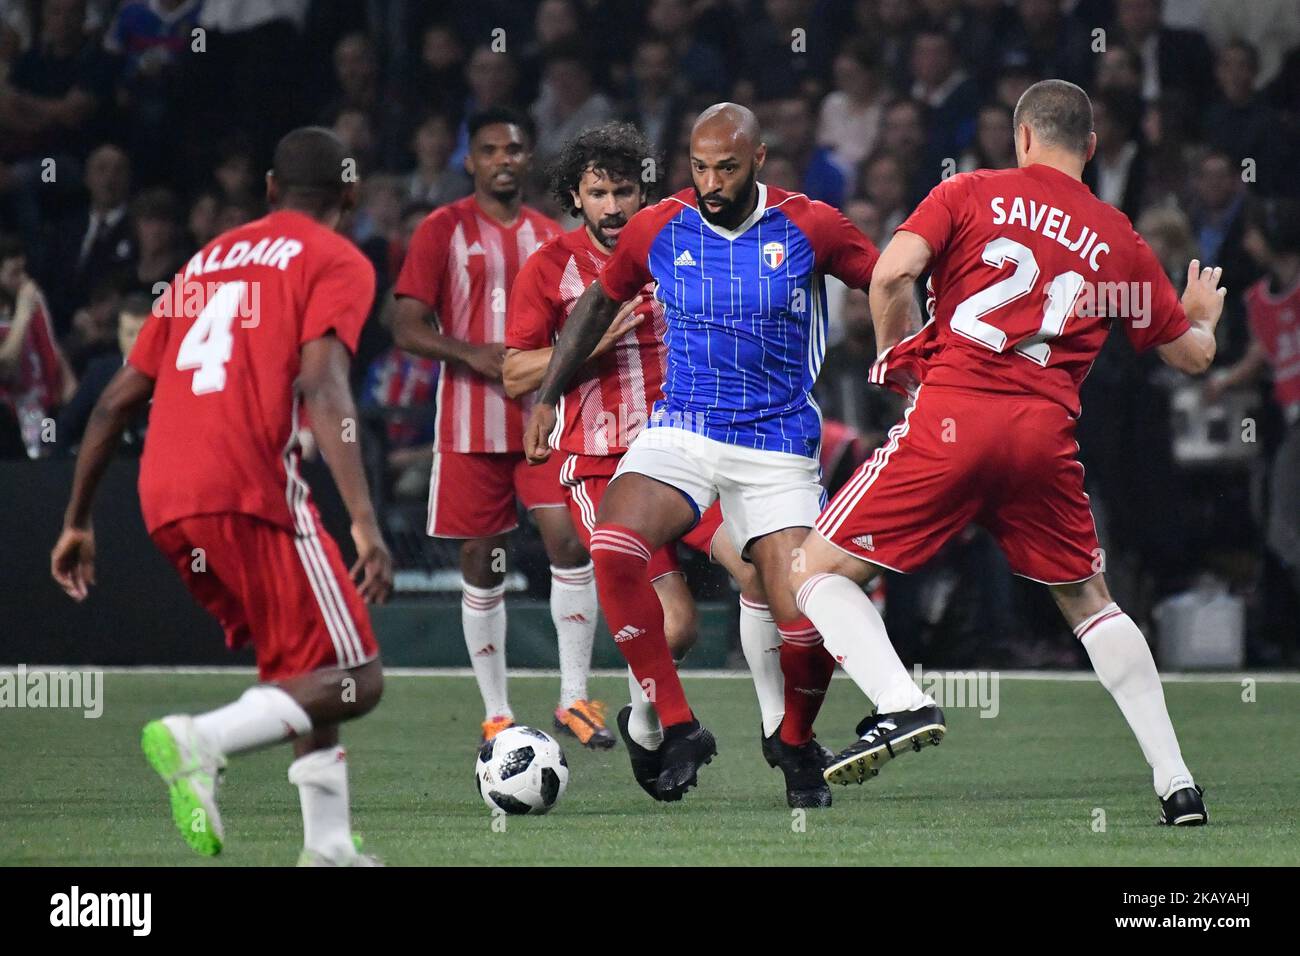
[56,350,146,454]
[40,206,136,334]
[3,39,117,161]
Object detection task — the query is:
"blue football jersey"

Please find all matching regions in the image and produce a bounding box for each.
[601,183,877,458]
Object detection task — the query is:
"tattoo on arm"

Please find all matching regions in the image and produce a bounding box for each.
[536,280,620,405]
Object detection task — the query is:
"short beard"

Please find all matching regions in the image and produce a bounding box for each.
[695,165,758,229]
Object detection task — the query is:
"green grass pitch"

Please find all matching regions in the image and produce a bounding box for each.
[3,671,1297,866]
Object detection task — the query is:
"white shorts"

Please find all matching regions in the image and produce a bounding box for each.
[613,426,824,557]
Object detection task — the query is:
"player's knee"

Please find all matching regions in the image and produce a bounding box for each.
[1050,574,1114,631]
[347,661,384,717]
[460,537,504,586]
[548,535,590,569]
[589,524,650,585]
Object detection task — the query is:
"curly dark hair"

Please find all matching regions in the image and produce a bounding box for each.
[548,122,659,216]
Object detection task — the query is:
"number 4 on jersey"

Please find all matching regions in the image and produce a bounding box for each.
[176,280,246,395]
[949,238,1085,368]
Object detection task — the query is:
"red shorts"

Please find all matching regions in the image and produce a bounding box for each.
[150,510,379,682]
[815,385,1101,585]
[561,453,723,580]
[427,450,567,538]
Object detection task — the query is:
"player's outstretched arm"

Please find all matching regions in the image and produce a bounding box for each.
[503,294,646,399]
[869,231,931,352]
[51,364,154,601]
[298,334,393,604]
[1157,259,1226,376]
[390,295,505,381]
[523,279,622,463]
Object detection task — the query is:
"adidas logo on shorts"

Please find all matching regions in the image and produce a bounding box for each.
[674,249,696,267]
[613,625,646,643]
[851,534,876,551]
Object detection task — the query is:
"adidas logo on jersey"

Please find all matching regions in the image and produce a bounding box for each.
[613,625,645,643]
[674,249,696,267]
[851,534,876,551]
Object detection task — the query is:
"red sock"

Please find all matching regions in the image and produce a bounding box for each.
[777,615,834,746]
[589,525,693,727]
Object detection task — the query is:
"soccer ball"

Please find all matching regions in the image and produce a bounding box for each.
[475,726,569,815]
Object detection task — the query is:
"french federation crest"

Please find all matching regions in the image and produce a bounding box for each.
[762,241,785,269]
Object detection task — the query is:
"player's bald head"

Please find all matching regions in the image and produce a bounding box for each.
[270,126,352,208]
[691,102,761,158]
[1013,80,1094,157]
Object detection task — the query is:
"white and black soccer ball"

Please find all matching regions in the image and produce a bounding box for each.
[475,726,569,815]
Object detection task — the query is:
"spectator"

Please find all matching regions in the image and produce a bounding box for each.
[957,0,1020,86]
[857,150,911,236]
[1200,0,1300,88]
[959,103,1015,172]
[1188,150,1256,298]
[842,195,883,247]
[333,106,378,176]
[767,97,847,206]
[530,41,616,165]
[1112,0,1214,108]
[518,0,585,98]
[909,29,980,161]
[210,135,259,205]
[1204,40,1292,197]
[409,22,468,123]
[0,232,73,457]
[646,0,728,99]
[403,114,471,208]
[878,98,939,206]
[450,44,521,167]
[129,187,185,292]
[39,142,134,332]
[623,38,687,160]
[998,0,1094,88]
[759,150,801,192]
[0,0,116,239]
[186,190,221,249]
[741,0,830,102]
[817,40,885,181]
[320,31,404,169]
[849,0,917,92]
[1095,44,1145,99]
[1135,205,1199,285]
[62,274,124,374]
[1085,92,1148,219]
[814,286,900,448]
[103,0,200,184]
[56,289,150,453]
[1205,199,1300,653]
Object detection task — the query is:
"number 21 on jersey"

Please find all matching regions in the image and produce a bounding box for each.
[175,280,246,395]
[949,238,1085,367]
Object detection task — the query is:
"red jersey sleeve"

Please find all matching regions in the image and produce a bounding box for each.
[1125,234,1191,353]
[599,205,658,301]
[126,290,175,378]
[505,248,560,350]
[804,200,879,288]
[897,174,966,258]
[301,244,376,354]
[393,208,453,309]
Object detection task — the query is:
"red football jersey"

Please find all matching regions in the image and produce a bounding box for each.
[1245,276,1300,409]
[873,164,1190,415]
[128,209,376,534]
[394,196,561,453]
[505,226,666,463]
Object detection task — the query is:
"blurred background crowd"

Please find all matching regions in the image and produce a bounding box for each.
[0,0,1297,666]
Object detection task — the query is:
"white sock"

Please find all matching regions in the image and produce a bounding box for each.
[797,572,932,714]
[288,745,355,860]
[626,666,663,750]
[739,597,785,736]
[462,581,511,720]
[1077,604,1193,797]
[193,685,312,757]
[551,563,597,709]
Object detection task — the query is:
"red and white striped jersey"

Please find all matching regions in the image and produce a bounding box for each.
[394,196,561,453]
[505,226,666,468]
[1245,275,1300,410]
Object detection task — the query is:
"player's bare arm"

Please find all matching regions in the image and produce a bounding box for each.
[869,230,931,352]
[1205,336,1269,402]
[297,334,393,604]
[51,364,155,601]
[503,293,646,399]
[391,295,506,381]
[1157,259,1227,375]
[523,279,623,462]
